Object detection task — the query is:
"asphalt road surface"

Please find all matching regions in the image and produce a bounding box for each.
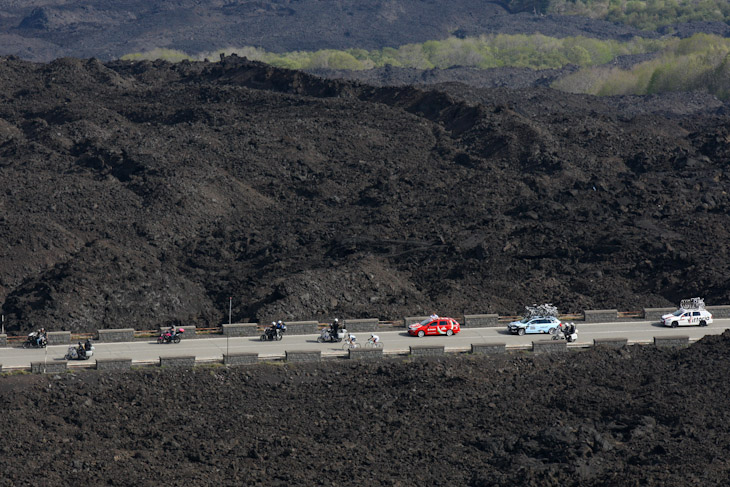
[2,319,729,369]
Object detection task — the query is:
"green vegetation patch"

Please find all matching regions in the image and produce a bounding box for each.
[552,33,730,99]
[547,0,730,31]
[123,34,664,71]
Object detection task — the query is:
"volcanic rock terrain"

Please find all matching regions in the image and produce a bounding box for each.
[2,332,730,486]
[1,54,729,333]
[0,0,662,62]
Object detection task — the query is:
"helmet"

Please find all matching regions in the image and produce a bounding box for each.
[277,320,282,325]
[271,322,276,326]
[334,318,339,323]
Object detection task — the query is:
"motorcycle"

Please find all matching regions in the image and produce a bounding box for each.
[552,323,578,343]
[22,332,47,349]
[157,328,184,344]
[260,327,283,341]
[317,328,342,343]
[65,344,95,360]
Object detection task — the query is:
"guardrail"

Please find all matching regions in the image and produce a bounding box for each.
[6,333,706,374]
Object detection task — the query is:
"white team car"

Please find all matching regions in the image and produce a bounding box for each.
[507,316,563,335]
[661,308,713,328]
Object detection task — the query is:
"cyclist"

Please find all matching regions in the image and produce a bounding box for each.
[347,333,357,346]
[369,334,380,345]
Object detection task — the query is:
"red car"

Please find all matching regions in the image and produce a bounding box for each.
[408,317,461,337]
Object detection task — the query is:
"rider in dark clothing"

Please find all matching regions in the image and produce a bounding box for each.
[331,319,339,340]
[77,342,86,359]
[267,322,277,339]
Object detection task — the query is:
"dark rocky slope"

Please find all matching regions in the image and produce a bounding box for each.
[0,0,658,62]
[1,55,729,332]
[2,332,730,486]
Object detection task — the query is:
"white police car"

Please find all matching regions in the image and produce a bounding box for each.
[508,316,563,336]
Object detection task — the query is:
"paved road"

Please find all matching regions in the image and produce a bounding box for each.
[2,319,729,369]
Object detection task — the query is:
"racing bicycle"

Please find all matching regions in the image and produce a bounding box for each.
[365,337,383,349]
[341,335,360,350]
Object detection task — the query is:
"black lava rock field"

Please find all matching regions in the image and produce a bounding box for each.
[1,54,730,333]
[3,333,730,486]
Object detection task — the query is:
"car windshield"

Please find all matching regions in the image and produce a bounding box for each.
[519,317,531,323]
[672,309,684,317]
[419,319,431,326]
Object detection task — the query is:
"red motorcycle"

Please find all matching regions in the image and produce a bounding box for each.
[157,328,184,344]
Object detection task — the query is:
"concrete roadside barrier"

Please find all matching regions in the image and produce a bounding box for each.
[533,340,567,353]
[96,358,132,371]
[404,316,430,328]
[471,343,506,354]
[97,328,135,342]
[160,356,196,368]
[463,314,499,328]
[593,338,628,349]
[342,319,379,332]
[47,331,71,346]
[224,353,258,366]
[348,348,383,360]
[409,345,445,357]
[643,308,675,322]
[583,310,618,323]
[285,350,321,362]
[31,361,67,374]
[706,306,730,319]
[282,321,318,335]
[222,323,259,337]
[654,336,689,348]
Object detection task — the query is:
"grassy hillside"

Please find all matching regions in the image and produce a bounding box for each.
[122,34,664,70]
[544,0,730,30]
[122,33,729,99]
[553,33,730,98]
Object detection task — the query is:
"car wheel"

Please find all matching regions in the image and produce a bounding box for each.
[671,321,678,328]
[446,329,453,336]
[417,330,425,338]
[517,328,525,336]
[548,328,556,335]
[700,320,707,327]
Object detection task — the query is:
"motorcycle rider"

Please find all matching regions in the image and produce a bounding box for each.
[36,327,46,346]
[266,322,277,339]
[331,318,340,340]
[77,341,86,359]
[84,338,93,351]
